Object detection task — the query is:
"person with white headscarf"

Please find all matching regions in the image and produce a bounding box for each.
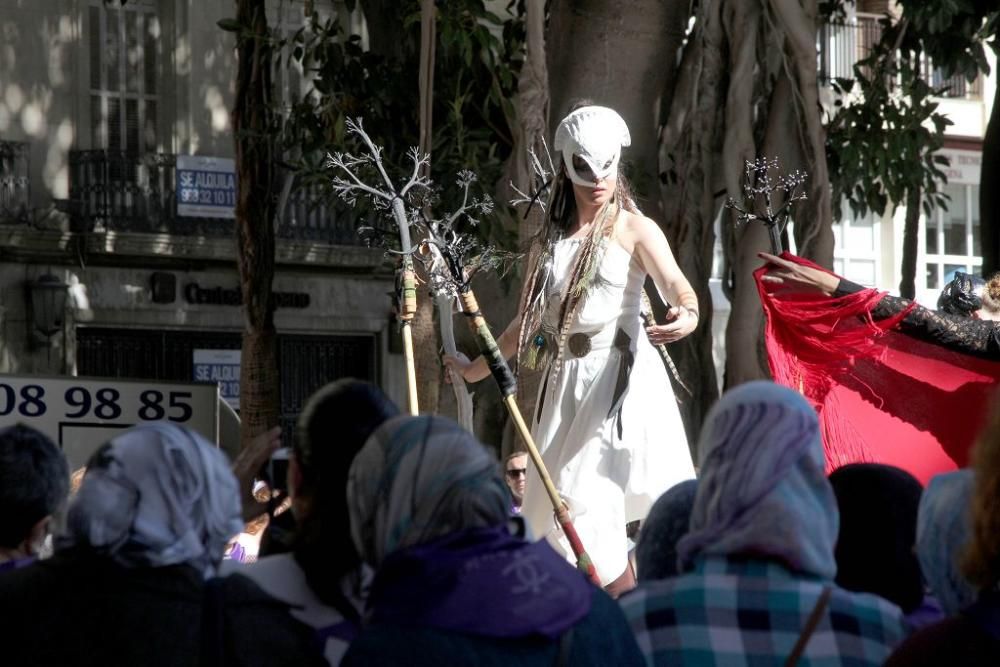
[620,381,907,666]
[0,423,324,667]
[342,414,644,667]
[444,102,697,594]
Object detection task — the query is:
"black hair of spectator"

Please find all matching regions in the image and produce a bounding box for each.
[0,423,70,548]
[292,379,399,607]
[829,463,925,613]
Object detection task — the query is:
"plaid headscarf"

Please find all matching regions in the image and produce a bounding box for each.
[347,415,509,567]
[677,381,839,580]
[59,423,242,577]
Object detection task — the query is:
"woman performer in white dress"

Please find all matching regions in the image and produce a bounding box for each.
[444,105,697,592]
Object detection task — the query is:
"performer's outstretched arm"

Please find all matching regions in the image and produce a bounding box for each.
[760,252,1000,359]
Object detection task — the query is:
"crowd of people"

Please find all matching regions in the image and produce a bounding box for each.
[1,372,999,665]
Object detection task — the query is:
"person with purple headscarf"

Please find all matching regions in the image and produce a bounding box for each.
[342,415,643,666]
[620,381,907,666]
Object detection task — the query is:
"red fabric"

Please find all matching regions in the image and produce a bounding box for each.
[756,253,1000,484]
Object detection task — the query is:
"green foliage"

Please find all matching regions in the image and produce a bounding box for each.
[269,1,524,252]
[824,1,998,220]
[899,0,999,78]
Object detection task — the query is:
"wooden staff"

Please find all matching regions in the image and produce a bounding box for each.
[456,287,599,584]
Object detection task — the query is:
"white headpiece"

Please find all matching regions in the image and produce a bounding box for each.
[553,106,631,188]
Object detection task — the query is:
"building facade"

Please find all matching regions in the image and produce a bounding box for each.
[0,0,406,442]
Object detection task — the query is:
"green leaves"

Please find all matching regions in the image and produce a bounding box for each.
[824,2,995,222]
[260,0,524,252]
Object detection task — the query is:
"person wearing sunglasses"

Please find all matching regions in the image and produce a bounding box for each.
[503,451,528,514]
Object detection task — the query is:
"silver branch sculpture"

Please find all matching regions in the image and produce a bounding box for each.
[725,157,808,254]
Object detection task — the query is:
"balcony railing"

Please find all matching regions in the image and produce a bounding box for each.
[818,16,983,100]
[0,140,30,223]
[66,150,386,244]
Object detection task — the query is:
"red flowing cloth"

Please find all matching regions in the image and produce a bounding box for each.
[756,254,1000,484]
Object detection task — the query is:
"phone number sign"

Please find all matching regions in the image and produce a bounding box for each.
[0,374,219,470]
[176,155,236,219]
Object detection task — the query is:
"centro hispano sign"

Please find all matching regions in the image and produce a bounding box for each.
[176,155,237,218]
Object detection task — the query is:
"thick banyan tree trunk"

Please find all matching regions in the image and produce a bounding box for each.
[497,0,549,453]
[547,0,689,220]
[659,0,834,442]
[981,82,1000,276]
[233,0,280,444]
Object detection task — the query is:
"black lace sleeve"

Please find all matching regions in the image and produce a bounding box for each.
[834,279,1000,359]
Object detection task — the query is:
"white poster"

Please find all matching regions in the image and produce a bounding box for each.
[176,155,237,218]
[0,374,219,470]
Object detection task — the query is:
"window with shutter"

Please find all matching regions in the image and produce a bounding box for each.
[88,0,159,155]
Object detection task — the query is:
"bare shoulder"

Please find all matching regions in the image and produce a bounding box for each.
[617,210,668,250]
[619,210,661,236]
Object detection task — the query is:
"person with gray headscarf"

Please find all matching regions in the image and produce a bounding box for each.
[0,423,324,667]
[342,415,644,666]
[915,469,977,616]
[620,381,907,666]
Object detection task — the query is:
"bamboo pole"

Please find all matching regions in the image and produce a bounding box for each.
[457,288,599,584]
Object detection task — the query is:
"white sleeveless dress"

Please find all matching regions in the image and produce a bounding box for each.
[521,237,696,585]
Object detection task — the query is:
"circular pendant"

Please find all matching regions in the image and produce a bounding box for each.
[568,333,591,358]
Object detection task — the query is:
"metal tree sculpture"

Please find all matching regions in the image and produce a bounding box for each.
[725,157,809,255]
[327,119,430,415]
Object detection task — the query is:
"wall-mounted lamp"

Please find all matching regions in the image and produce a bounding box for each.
[26,273,69,347]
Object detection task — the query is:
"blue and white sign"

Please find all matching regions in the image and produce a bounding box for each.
[177,155,237,218]
[193,349,241,409]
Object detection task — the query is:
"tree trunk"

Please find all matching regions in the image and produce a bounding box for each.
[720,0,771,389]
[233,0,280,444]
[657,0,834,441]
[769,0,834,264]
[358,0,405,60]
[410,0,440,416]
[658,0,726,447]
[981,81,1000,276]
[498,0,549,456]
[899,185,921,299]
[547,0,689,218]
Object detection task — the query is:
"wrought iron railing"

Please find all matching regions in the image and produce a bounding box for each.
[818,17,983,100]
[67,150,387,244]
[0,140,30,223]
